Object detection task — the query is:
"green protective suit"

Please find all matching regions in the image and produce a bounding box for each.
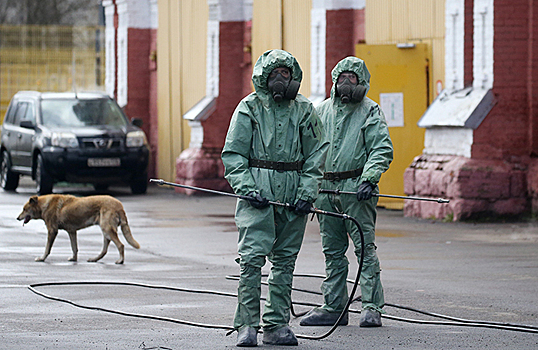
[221,49,327,331]
[315,56,393,314]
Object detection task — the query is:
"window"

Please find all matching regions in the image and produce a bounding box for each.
[13,102,29,125]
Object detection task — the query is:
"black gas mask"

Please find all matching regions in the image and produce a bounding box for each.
[336,74,367,104]
[267,68,300,102]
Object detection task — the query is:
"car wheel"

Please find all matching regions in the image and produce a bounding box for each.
[35,154,53,195]
[130,173,148,194]
[0,150,20,191]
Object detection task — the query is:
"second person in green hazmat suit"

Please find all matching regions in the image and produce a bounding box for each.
[300,56,393,328]
[222,49,327,346]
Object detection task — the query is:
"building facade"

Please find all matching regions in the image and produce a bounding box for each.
[103,0,538,219]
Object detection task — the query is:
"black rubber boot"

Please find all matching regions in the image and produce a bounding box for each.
[236,326,257,347]
[359,309,382,327]
[299,307,348,326]
[262,325,298,346]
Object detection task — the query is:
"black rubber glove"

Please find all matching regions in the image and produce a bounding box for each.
[356,181,375,201]
[294,199,312,215]
[247,191,270,209]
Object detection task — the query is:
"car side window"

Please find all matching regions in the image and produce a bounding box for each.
[22,102,36,124]
[13,102,29,126]
[4,101,18,124]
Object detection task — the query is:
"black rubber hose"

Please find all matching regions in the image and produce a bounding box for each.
[28,280,538,334]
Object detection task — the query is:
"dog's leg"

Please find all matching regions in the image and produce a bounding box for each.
[99,214,125,264]
[67,230,78,262]
[88,237,110,263]
[111,235,125,265]
[108,228,125,265]
[36,229,58,262]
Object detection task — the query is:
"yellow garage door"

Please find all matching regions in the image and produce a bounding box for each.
[355,43,431,209]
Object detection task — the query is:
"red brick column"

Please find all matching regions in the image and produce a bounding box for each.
[325,8,365,96]
[175,20,251,194]
[464,0,474,87]
[404,0,537,220]
[148,27,158,178]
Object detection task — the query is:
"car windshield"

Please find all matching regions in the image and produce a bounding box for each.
[41,99,128,127]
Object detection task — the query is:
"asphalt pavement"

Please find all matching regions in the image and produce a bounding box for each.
[1,178,537,349]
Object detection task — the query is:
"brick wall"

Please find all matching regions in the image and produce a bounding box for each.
[201,21,249,150]
[148,28,158,178]
[175,20,249,193]
[405,0,538,219]
[122,27,153,177]
[325,9,364,96]
[472,0,530,161]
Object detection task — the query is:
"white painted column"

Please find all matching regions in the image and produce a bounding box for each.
[310,0,326,105]
[445,0,465,91]
[115,0,151,107]
[473,0,494,90]
[102,0,116,99]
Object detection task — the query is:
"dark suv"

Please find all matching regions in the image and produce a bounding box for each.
[0,91,150,195]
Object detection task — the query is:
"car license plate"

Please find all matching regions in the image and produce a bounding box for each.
[87,158,121,167]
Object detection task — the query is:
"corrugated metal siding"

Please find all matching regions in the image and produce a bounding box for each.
[157,0,208,181]
[366,0,444,43]
[365,0,445,97]
[181,1,207,114]
[366,0,392,44]
[251,0,311,96]
[157,0,175,180]
[252,0,282,61]
[282,0,311,97]
[362,0,445,207]
[180,0,208,149]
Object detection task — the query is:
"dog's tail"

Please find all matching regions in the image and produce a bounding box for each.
[119,210,140,249]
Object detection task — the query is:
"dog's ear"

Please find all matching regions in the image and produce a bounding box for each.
[29,195,39,204]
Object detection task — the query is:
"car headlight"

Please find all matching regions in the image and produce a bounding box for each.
[51,132,79,148]
[126,130,148,148]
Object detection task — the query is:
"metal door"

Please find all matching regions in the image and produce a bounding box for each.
[355,43,431,209]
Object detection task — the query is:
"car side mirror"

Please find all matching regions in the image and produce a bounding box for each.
[131,118,143,128]
[20,120,35,129]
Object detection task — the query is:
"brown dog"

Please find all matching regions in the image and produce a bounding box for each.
[17,194,140,264]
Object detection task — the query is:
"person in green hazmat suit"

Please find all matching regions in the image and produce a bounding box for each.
[221,49,327,347]
[300,56,393,328]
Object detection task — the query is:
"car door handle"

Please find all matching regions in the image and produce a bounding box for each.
[18,134,22,139]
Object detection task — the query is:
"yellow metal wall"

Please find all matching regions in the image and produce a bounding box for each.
[365,0,445,99]
[252,0,311,97]
[282,0,311,97]
[362,0,445,208]
[157,0,207,181]
[156,0,312,180]
[356,43,431,209]
[252,0,282,61]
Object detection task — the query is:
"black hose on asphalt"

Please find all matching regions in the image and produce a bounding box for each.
[28,279,538,335]
[26,180,538,337]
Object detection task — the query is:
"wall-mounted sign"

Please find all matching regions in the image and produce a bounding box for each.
[380,92,404,127]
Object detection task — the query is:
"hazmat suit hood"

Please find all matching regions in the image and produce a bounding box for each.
[330,56,370,102]
[252,49,303,102]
